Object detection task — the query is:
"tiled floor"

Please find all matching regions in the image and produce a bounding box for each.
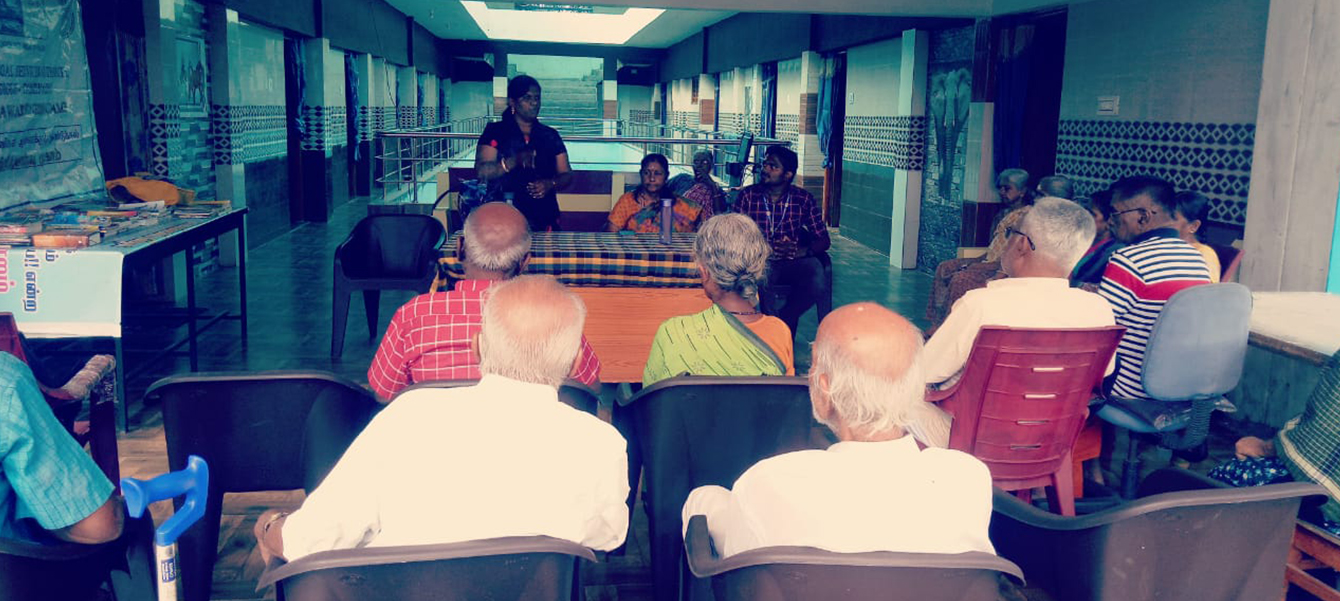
[98,195,933,600]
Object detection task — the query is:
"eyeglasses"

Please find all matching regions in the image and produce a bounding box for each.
[1005,226,1036,251]
[1111,207,1152,219]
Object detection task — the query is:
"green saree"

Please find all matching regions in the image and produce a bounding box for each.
[643,304,787,386]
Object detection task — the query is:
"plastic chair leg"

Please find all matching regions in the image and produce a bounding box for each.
[1120,433,1142,499]
[331,283,351,357]
[1048,457,1077,516]
[362,290,380,340]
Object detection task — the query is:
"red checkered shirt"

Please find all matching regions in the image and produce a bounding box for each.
[734,184,829,260]
[367,279,602,400]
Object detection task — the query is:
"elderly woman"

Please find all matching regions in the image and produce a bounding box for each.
[642,214,794,386]
[682,150,727,214]
[606,153,712,233]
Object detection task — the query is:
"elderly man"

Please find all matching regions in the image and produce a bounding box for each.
[684,150,726,214]
[1035,175,1074,200]
[367,202,600,401]
[0,353,123,544]
[920,197,1116,446]
[680,303,994,558]
[257,276,630,561]
[1099,176,1211,400]
[735,146,831,337]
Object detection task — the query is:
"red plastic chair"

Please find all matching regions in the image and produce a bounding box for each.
[0,313,120,488]
[928,326,1124,516]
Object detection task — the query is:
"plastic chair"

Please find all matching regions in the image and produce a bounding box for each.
[684,515,1024,601]
[616,376,823,601]
[146,371,382,601]
[0,313,119,487]
[331,214,446,357]
[257,536,595,601]
[990,467,1325,601]
[395,378,602,415]
[1097,283,1251,498]
[927,326,1125,516]
[0,514,156,601]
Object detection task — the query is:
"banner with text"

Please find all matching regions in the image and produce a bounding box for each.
[0,0,102,210]
[0,245,123,338]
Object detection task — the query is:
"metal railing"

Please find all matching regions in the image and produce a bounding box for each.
[374,116,791,206]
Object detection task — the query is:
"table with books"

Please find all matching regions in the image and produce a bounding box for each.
[438,231,712,382]
[0,203,248,428]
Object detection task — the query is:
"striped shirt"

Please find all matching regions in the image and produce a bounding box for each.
[1098,228,1211,400]
[0,353,114,542]
[367,280,602,400]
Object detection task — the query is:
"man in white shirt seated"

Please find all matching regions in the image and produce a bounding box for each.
[681,302,995,558]
[254,275,630,562]
[918,196,1116,447]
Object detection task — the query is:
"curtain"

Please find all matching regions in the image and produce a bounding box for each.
[993,25,1035,175]
[345,52,361,161]
[760,62,778,138]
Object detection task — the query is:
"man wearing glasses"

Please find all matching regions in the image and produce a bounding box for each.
[1098,176,1212,401]
[917,197,1116,447]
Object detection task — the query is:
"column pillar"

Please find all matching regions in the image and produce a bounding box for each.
[206,4,242,262]
[793,51,824,205]
[889,30,929,268]
[350,53,374,197]
[603,57,618,136]
[397,65,417,129]
[1241,0,1340,292]
[493,53,509,115]
[370,57,390,191]
[296,37,342,221]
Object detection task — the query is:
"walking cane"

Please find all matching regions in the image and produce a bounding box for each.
[121,455,210,601]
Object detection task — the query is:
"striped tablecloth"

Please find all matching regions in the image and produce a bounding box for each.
[439,231,700,287]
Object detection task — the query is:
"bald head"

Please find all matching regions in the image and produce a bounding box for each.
[462,202,531,275]
[810,303,928,440]
[478,275,586,387]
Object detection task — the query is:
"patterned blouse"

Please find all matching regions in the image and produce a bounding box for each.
[607,190,712,233]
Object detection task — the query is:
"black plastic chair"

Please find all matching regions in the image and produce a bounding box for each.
[990,468,1326,601]
[147,371,382,601]
[616,376,823,601]
[0,514,156,601]
[257,536,596,601]
[684,515,1024,601]
[396,378,602,415]
[331,214,446,357]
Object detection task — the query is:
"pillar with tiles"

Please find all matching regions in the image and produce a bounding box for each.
[792,51,825,207]
[603,57,619,136]
[350,53,374,197]
[889,30,928,268]
[294,37,348,222]
[493,53,509,116]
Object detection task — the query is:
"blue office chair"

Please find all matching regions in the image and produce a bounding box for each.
[1097,283,1252,497]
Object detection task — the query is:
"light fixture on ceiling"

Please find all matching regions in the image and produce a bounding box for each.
[460,1,664,45]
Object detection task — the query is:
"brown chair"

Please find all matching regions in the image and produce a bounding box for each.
[616,376,822,601]
[395,378,602,415]
[990,468,1325,601]
[684,515,1024,601]
[0,313,120,487]
[1286,519,1340,600]
[928,326,1124,516]
[256,536,596,601]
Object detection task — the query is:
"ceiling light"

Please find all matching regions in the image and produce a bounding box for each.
[461,1,664,45]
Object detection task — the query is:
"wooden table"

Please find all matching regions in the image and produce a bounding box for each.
[575,287,712,383]
[1229,292,1340,427]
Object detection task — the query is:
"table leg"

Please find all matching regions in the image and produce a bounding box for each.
[185,247,198,371]
[115,337,127,432]
[237,223,248,344]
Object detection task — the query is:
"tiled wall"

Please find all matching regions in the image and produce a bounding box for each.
[839,37,903,254]
[153,0,215,196]
[916,25,975,273]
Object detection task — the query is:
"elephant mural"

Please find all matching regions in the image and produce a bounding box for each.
[928,67,971,200]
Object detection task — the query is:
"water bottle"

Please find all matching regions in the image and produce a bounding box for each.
[660,197,673,244]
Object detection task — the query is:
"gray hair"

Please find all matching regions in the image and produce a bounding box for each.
[809,331,933,435]
[997,168,1030,189]
[462,204,531,273]
[693,149,715,167]
[1021,196,1096,272]
[1036,175,1073,200]
[694,214,770,304]
[478,275,586,387]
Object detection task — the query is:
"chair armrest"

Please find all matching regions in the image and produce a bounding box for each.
[1134,467,1224,498]
[685,515,724,578]
[51,355,116,402]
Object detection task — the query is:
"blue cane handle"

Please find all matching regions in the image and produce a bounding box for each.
[121,455,210,547]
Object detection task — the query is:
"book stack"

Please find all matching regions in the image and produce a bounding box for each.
[0,212,43,246]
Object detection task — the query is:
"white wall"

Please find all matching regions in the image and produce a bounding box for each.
[845,38,901,119]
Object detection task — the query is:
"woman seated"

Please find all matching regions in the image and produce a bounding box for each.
[1070,190,1122,287]
[1172,191,1221,282]
[607,153,712,233]
[643,214,794,386]
[925,206,1031,333]
[683,150,727,214]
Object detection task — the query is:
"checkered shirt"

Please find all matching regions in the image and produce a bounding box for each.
[734,184,828,260]
[367,280,602,400]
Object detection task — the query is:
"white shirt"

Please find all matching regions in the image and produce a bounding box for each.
[924,277,1117,385]
[681,436,995,558]
[282,375,630,560]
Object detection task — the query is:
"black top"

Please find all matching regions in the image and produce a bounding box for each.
[477,116,568,231]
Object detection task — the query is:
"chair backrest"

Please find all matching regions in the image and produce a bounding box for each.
[395,379,600,415]
[0,313,27,363]
[619,375,822,601]
[149,370,380,494]
[990,468,1326,601]
[941,326,1124,484]
[257,536,596,601]
[0,514,155,601]
[1142,283,1252,401]
[685,515,1023,601]
[337,214,446,280]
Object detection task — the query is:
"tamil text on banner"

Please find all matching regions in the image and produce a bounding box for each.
[0,0,103,210]
[0,246,123,338]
